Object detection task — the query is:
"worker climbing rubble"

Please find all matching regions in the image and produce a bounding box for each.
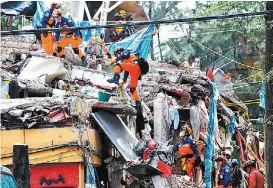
[172,127,198,178]
[40,2,61,55]
[243,160,265,188]
[106,48,138,86]
[215,155,232,188]
[53,9,87,66]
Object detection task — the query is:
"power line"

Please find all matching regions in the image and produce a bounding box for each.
[1,10,273,36]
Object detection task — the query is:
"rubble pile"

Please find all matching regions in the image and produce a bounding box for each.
[0,40,264,188]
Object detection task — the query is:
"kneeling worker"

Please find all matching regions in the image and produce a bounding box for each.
[53,9,87,66]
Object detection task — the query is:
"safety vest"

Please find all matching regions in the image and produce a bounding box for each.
[178,144,194,156]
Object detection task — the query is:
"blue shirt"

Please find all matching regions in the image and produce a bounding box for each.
[173,137,198,158]
[218,163,232,187]
[55,17,80,41]
[41,9,53,28]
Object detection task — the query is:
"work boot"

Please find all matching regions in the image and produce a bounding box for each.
[107,74,120,85]
[81,56,87,67]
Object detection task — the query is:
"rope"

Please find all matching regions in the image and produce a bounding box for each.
[1,10,273,35]
[185,35,263,71]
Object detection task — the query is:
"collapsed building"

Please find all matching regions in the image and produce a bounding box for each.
[0,31,265,188]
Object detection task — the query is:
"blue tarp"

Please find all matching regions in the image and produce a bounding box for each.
[107,25,154,59]
[0,1,36,16]
[205,84,217,188]
[75,21,104,42]
[32,1,47,28]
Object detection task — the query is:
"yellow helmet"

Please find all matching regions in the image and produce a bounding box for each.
[119,10,126,16]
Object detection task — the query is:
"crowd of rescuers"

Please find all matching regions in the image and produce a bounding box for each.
[170,124,265,188]
[40,2,135,66]
[40,2,149,125]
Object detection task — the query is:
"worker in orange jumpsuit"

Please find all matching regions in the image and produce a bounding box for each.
[106,48,138,86]
[53,9,87,66]
[40,2,61,54]
[173,127,198,177]
[243,160,265,188]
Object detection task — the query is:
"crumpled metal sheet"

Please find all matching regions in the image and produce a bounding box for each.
[92,110,138,161]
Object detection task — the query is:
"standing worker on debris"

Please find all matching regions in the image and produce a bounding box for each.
[40,2,61,55]
[215,155,232,188]
[53,9,87,66]
[173,127,198,178]
[231,159,244,188]
[243,160,265,188]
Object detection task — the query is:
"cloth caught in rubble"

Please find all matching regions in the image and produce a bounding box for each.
[190,105,204,141]
[169,106,179,130]
[198,100,208,131]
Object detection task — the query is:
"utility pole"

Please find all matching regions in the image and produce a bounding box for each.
[13,144,30,188]
[265,1,273,187]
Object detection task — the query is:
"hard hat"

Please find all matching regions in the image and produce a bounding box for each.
[231,159,239,168]
[119,10,126,16]
[52,9,62,17]
[216,155,226,162]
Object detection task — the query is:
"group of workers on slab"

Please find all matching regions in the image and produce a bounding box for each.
[40,2,148,107]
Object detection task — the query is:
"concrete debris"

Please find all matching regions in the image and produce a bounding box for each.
[0,39,264,188]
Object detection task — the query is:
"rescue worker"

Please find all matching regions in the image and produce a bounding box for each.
[231,159,244,188]
[243,160,265,188]
[106,50,149,103]
[40,2,60,54]
[215,155,232,188]
[106,48,138,86]
[53,9,87,66]
[173,127,198,177]
[41,2,61,33]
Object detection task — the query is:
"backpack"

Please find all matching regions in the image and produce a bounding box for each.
[138,58,149,75]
